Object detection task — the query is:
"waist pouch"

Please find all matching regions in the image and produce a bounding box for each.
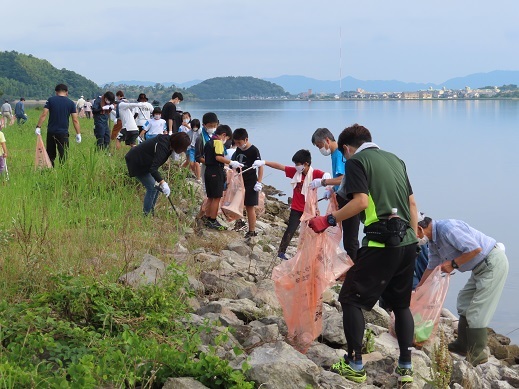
[364,218,409,247]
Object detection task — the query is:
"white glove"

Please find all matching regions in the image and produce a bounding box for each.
[102,105,111,110]
[310,178,323,189]
[324,189,333,199]
[35,127,41,135]
[252,160,265,168]
[75,134,82,143]
[254,182,263,192]
[159,182,171,197]
[229,160,244,169]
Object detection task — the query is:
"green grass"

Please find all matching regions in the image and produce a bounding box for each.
[0,108,199,299]
[0,108,254,388]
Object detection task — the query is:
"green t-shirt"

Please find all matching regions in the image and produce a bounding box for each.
[344,147,417,247]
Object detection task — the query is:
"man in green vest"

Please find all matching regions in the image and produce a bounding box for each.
[309,123,418,385]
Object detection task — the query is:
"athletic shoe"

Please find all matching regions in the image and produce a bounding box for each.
[277,252,289,260]
[330,358,367,383]
[233,219,248,232]
[207,219,226,231]
[394,365,413,384]
[244,231,257,242]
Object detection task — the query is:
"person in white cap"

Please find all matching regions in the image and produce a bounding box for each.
[416,214,509,366]
[76,96,86,118]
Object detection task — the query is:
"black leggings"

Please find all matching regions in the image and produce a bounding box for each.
[341,303,413,363]
[278,209,303,254]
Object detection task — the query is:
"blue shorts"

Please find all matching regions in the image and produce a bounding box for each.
[187,148,196,162]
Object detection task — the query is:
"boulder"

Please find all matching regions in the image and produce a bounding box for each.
[236,279,281,311]
[306,342,346,368]
[321,309,346,346]
[118,254,165,286]
[246,341,321,388]
[226,241,252,257]
[163,377,209,389]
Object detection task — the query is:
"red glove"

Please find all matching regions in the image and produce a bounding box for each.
[308,215,331,233]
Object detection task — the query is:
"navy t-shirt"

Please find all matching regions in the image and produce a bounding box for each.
[44,96,76,134]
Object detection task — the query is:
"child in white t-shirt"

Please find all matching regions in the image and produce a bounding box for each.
[140,107,167,140]
[186,118,201,180]
[178,112,191,133]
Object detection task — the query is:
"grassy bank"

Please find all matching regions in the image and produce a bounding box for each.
[0,108,253,388]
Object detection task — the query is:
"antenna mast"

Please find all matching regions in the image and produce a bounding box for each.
[339,27,342,96]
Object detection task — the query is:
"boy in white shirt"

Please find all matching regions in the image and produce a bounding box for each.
[140,107,167,141]
[133,93,154,135]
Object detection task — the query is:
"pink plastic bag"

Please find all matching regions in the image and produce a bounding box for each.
[221,168,245,221]
[35,134,52,169]
[390,265,450,345]
[255,191,266,217]
[272,189,353,353]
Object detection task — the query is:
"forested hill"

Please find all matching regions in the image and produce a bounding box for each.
[0,51,100,100]
[186,76,288,99]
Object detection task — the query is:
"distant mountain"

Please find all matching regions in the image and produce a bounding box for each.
[441,70,519,90]
[0,51,100,99]
[186,76,288,99]
[264,71,519,94]
[105,79,202,88]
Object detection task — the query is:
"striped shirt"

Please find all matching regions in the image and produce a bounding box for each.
[427,219,496,272]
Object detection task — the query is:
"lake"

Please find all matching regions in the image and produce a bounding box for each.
[181,99,519,344]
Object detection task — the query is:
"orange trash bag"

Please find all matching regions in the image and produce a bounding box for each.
[221,168,245,221]
[390,265,450,345]
[272,189,354,353]
[35,134,52,169]
[255,191,266,217]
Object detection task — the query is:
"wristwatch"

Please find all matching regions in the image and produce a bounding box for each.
[322,178,327,186]
[451,259,459,269]
[327,214,337,227]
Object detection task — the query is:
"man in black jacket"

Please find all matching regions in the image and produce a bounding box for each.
[125,132,190,215]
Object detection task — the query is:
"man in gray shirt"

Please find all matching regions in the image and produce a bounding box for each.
[1,100,13,127]
[416,216,509,366]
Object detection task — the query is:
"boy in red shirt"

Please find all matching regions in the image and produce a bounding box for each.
[253,149,328,260]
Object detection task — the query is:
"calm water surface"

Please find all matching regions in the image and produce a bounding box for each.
[182,99,519,343]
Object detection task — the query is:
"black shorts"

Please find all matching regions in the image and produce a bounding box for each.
[338,243,417,310]
[204,166,225,198]
[125,131,139,145]
[243,181,258,207]
[116,128,127,141]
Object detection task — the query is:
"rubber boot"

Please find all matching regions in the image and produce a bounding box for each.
[466,327,489,366]
[448,315,468,356]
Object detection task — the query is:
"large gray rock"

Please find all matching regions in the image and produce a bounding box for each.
[363,303,390,329]
[451,359,489,388]
[236,279,281,311]
[118,254,165,286]
[233,323,281,349]
[226,241,252,257]
[163,377,209,389]
[321,309,347,345]
[306,342,346,368]
[198,298,263,322]
[499,365,519,387]
[246,341,321,388]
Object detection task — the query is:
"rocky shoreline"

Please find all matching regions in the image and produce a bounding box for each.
[120,182,519,388]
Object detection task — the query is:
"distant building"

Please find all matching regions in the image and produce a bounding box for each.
[402,92,420,99]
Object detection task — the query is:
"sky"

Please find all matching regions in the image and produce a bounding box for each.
[4,0,519,86]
